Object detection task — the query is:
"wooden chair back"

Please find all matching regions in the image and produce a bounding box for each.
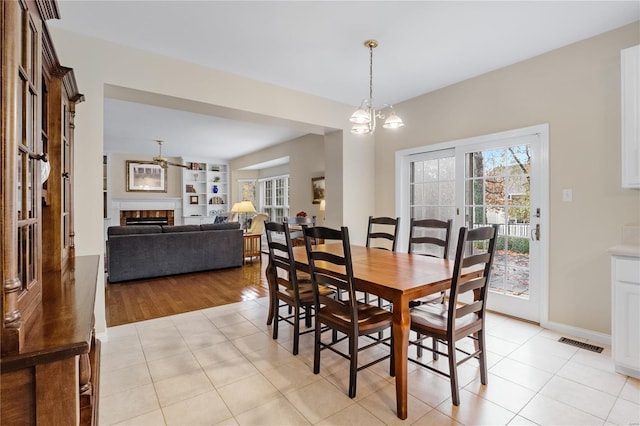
[265,221,301,297]
[408,218,453,259]
[366,216,400,251]
[303,226,357,324]
[447,224,499,332]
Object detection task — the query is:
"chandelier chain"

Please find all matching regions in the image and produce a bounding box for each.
[369,43,374,103]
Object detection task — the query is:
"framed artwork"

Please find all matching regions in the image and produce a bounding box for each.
[126,160,167,192]
[311,176,325,204]
[238,179,257,205]
[189,195,199,205]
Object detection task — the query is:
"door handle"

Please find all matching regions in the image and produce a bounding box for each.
[530,223,540,241]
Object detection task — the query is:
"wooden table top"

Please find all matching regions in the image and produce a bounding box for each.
[291,244,464,301]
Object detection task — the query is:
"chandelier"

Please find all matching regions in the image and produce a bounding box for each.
[350,39,404,135]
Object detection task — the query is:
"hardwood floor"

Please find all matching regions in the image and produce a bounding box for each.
[105,255,269,327]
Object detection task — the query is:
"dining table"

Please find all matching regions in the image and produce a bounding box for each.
[266,243,482,420]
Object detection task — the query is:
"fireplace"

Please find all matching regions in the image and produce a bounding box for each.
[125,216,169,226]
[120,209,175,226]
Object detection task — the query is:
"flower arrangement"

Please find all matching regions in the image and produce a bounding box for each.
[296,211,307,218]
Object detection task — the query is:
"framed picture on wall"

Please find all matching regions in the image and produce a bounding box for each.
[311,176,325,204]
[126,160,167,192]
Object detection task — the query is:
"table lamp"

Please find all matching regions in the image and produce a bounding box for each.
[232,200,256,231]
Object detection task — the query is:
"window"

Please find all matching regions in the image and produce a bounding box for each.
[259,175,289,222]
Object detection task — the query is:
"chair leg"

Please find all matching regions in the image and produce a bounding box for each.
[272,299,279,340]
[348,336,358,398]
[432,337,438,360]
[478,329,488,385]
[304,305,312,328]
[313,320,321,375]
[448,341,460,406]
[416,332,423,358]
[293,305,300,355]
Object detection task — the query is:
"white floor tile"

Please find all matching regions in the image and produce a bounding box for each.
[154,370,215,407]
[162,390,233,426]
[539,375,616,419]
[234,395,311,426]
[100,299,640,426]
[606,397,640,425]
[557,360,627,396]
[435,389,517,425]
[316,402,386,425]
[99,383,160,425]
[216,373,281,416]
[283,378,354,424]
[520,394,604,425]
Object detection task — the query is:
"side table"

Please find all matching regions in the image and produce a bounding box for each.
[243,233,262,264]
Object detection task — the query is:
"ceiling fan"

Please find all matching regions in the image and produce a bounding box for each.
[152,140,188,169]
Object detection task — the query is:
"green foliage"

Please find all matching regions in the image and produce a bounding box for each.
[496,236,529,254]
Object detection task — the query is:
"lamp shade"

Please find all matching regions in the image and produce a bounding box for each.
[234,200,256,214]
[319,199,326,212]
[383,111,404,129]
[350,107,371,124]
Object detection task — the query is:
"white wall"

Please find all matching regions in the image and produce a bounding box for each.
[375,22,640,335]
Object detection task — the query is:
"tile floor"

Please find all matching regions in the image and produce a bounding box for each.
[99,297,640,425]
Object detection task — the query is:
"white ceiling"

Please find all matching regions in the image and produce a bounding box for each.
[49,1,640,162]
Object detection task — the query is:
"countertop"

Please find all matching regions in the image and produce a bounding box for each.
[609,225,640,258]
[609,244,640,257]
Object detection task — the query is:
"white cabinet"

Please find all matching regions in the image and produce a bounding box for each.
[612,255,640,378]
[621,45,640,188]
[182,160,229,223]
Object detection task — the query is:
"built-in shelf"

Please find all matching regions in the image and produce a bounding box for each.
[182,159,229,225]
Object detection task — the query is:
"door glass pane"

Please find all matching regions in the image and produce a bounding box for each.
[465,144,531,299]
[410,151,455,222]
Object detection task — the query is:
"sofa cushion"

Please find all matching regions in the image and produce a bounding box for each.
[108,225,162,236]
[201,222,241,231]
[162,225,202,233]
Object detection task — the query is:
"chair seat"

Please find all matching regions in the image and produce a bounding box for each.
[410,303,480,337]
[319,302,392,335]
[281,282,334,304]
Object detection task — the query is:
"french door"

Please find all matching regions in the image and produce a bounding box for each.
[401,125,548,323]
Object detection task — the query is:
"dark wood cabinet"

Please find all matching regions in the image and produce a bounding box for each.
[1,1,99,424]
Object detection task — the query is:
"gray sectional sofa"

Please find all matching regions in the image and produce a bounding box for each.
[107,222,244,283]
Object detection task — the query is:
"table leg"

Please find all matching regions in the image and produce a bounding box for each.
[392,298,410,420]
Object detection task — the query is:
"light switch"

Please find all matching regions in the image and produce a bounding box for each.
[562,189,573,202]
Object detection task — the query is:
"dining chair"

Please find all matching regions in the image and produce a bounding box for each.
[408,218,453,259]
[303,225,394,398]
[408,218,453,306]
[264,221,333,355]
[366,216,400,251]
[408,224,499,406]
[363,215,401,310]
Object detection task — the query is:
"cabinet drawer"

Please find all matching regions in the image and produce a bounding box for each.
[615,257,640,284]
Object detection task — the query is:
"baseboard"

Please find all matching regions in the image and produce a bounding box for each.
[542,319,611,346]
